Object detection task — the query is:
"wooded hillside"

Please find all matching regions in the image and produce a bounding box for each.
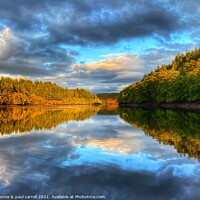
[118,48,200,104]
[97,93,118,105]
[0,77,102,105]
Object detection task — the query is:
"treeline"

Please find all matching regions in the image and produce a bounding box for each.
[0,77,102,105]
[118,108,200,161]
[97,93,118,105]
[119,48,200,104]
[0,106,100,135]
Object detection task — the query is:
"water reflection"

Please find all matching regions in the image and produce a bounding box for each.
[0,106,199,200]
[0,106,100,135]
[97,105,118,115]
[118,108,200,161]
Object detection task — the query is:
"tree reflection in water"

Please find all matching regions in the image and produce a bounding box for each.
[118,107,200,161]
[0,106,100,135]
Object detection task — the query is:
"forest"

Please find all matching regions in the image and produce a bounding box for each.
[0,77,102,105]
[97,93,119,105]
[118,48,200,104]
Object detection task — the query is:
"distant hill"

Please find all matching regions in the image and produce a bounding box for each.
[97,93,119,105]
[118,48,200,104]
[0,77,102,105]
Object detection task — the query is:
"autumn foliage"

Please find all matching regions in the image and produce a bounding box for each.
[0,78,102,105]
[97,93,118,105]
[118,48,200,104]
[0,106,100,135]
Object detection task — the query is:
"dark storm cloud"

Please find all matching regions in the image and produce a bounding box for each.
[0,61,50,77]
[0,27,77,76]
[0,0,197,64]
[46,0,183,46]
[0,46,76,77]
[0,1,79,77]
[0,0,186,46]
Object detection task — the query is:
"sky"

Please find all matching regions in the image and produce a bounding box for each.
[0,0,200,93]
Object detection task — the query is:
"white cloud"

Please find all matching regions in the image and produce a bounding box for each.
[72,54,143,71]
[99,52,128,58]
[113,71,144,81]
[0,73,28,80]
[0,27,19,60]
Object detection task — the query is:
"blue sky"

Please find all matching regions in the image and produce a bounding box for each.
[0,0,199,93]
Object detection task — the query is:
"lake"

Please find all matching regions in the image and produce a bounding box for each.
[0,106,199,200]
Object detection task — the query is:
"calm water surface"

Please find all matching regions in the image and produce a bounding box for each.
[0,106,200,200]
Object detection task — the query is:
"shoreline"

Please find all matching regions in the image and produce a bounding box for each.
[0,103,102,107]
[118,102,200,111]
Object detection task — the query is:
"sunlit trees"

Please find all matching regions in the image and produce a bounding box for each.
[118,48,200,104]
[97,93,119,105]
[0,77,102,105]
